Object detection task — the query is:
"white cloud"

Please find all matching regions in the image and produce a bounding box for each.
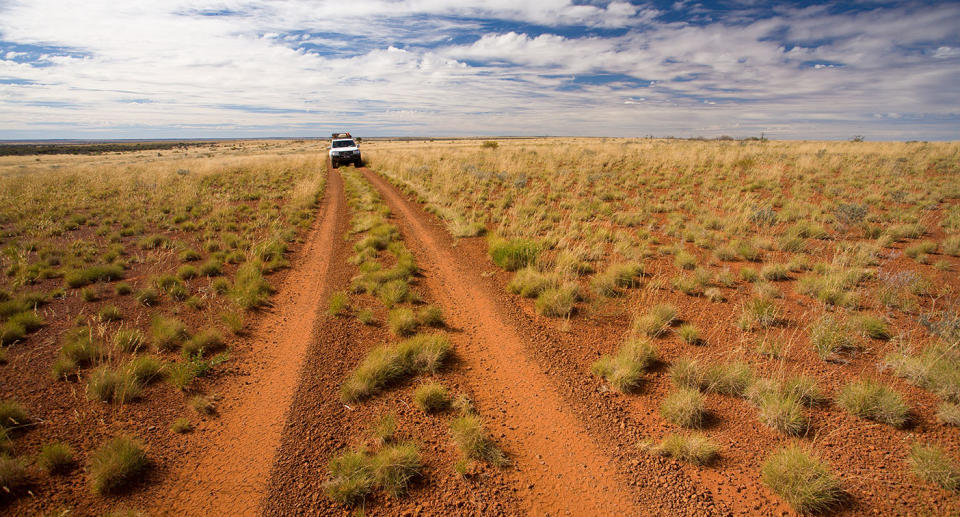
[0,1,957,139]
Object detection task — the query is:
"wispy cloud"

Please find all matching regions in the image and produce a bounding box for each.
[0,1,957,139]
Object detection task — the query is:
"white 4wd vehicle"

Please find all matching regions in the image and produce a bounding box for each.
[329,132,362,168]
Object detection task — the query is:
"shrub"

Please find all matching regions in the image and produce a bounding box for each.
[377,280,412,308]
[151,316,189,351]
[534,283,578,317]
[943,235,960,256]
[661,388,706,428]
[189,395,216,415]
[413,382,450,413]
[88,436,149,495]
[678,324,701,345]
[386,308,416,337]
[179,249,201,262]
[128,355,164,384]
[488,236,539,271]
[0,320,26,345]
[416,305,444,327]
[761,446,842,513]
[450,413,508,466]
[590,262,643,297]
[114,328,145,353]
[857,315,890,340]
[591,338,658,393]
[740,267,759,283]
[231,262,273,309]
[98,305,122,322]
[38,442,75,473]
[508,267,558,298]
[886,341,960,402]
[755,391,808,435]
[0,455,28,492]
[64,264,124,288]
[634,304,677,337]
[182,330,225,357]
[325,443,423,504]
[703,362,754,396]
[674,251,697,270]
[738,297,780,330]
[645,433,719,465]
[837,379,909,427]
[908,443,960,491]
[761,264,789,281]
[341,334,451,402]
[135,287,159,306]
[170,418,193,434]
[199,259,222,277]
[0,400,28,430]
[905,241,938,259]
[222,311,245,335]
[357,309,374,325]
[176,265,198,280]
[211,278,230,295]
[87,366,141,404]
[810,315,855,360]
[325,449,375,505]
[81,287,99,302]
[937,402,960,426]
[328,291,349,316]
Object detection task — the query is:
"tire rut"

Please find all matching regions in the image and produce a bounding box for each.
[359,166,638,516]
[149,167,347,516]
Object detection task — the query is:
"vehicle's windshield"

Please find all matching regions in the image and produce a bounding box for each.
[332,140,355,148]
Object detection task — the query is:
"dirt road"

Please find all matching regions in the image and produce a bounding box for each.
[150,167,347,516]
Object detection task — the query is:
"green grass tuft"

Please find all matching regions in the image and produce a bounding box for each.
[908,443,960,491]
[645,433,719,465]
[836,379,909,427]
[413,382,450,413]
[661,387,706,428]
[88,436,149,495]
[341,333,451,402]
[591,338,658,393]
[761,445,842,514]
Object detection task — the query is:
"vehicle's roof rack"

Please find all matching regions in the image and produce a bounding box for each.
[331,132,352,139]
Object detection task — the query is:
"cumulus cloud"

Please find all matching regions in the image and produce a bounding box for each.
[0,0,957,139]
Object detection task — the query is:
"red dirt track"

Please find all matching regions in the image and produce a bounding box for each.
[358,167,638,515]
[148,168,346,515]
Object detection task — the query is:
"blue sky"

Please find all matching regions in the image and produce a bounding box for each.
[0,1,958,140]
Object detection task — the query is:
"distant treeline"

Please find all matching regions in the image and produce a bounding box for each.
[0,141,216,156]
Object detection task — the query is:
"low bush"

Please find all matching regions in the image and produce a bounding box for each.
[88,436,149,495]
[644,433,719,465]
[450,413,508,466]
[325,443,423,504]
[413,382,450,413]
[135,287,159,306]
[341,334,451,402]
[908,443,960,491]
[0,400,28,430]
[182,330,225,357]
[231,262,273,310]
[761,446,842,514]
[388,308,418,337]
[114,328,145,353]
[98,305,122,322]
[38,442,75,474]
[87,366,141,404]
[634,304,677,337]
[937,402,960,426]
[488,236,540,271]
[0,455,28,492]
[128,355,164,384]
[64,264,124,288]
[810,315,856,360]
[151,316,189,352]
[738,297,780,330]
[885,341,960,402]
[534,283,579,317]
[591,338,658,393]
[678,324,701,345]
[661,388,706,428]
[508,267,558,298]
[170,418,193,434]
[836,379,909,427]
[328,291,349,317]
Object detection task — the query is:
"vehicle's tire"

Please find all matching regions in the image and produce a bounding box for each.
[354,158,362,167]
[331,160,339,169]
